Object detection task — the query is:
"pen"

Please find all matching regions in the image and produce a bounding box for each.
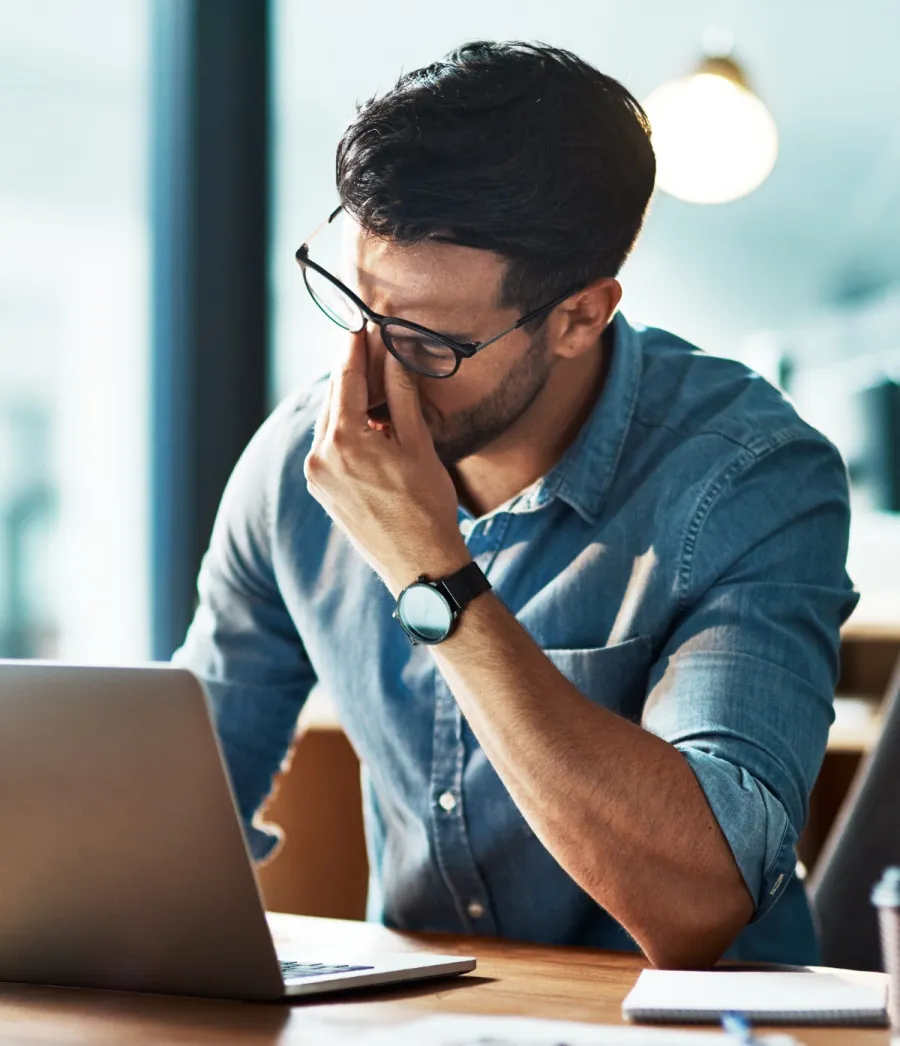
[721,1011,759,1044]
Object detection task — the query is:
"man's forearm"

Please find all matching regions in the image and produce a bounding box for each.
[429,591,754,967]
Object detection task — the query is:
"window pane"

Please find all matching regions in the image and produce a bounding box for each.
[0,1,149,660]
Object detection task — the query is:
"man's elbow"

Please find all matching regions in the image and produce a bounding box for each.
[642,880,755,970]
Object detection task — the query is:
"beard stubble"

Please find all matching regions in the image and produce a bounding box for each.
[426,324,552,467]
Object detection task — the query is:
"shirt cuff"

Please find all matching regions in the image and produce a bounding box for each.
[679,747,797,921]
[246,818,284,864]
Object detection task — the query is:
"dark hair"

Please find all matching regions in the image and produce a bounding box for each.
[336,40,655,315]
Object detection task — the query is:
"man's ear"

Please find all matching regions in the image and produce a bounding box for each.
[550,278,622,360]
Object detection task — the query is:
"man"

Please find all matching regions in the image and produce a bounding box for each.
[174,41,857,967]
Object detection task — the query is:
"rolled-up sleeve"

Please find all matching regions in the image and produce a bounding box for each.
[173,404,317,861]
[644,431,858,919]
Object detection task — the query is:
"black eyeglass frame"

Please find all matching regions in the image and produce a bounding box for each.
[295,206,579,379]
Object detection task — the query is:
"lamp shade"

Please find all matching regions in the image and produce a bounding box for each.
[644,56,778,205]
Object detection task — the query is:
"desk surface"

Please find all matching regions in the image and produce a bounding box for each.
[0,913,888,1044]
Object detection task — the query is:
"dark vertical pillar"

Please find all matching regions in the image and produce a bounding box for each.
[150,0,270,659]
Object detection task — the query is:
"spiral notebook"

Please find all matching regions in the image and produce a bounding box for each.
[622,969,888,1026]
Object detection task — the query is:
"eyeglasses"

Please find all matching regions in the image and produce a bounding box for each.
[295,207,577,379]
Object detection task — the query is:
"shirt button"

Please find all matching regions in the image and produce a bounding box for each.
[437,791,457,813]
[467,900,485,920]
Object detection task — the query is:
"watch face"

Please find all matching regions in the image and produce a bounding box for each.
[397,583,454,643]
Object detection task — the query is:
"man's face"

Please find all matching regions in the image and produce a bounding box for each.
[344,219,555,466]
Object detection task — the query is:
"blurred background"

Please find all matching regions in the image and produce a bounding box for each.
[2,0,899,664]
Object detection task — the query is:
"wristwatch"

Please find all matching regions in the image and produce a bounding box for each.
[393,561,492,645]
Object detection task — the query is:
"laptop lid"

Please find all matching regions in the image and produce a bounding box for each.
[0,661,285,1000]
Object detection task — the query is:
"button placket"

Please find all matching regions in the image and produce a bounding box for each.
[428,673,497,935]
[427,522,510,936]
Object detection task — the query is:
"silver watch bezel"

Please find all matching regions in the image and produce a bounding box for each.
[393,580,456,645]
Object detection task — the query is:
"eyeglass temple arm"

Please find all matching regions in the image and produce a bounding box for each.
[300,205,345,251]
[472,289,577,353]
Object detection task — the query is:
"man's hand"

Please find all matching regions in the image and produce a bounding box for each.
[304,332,470,595]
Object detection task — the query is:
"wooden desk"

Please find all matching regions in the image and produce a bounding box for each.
[0,914,889,1044]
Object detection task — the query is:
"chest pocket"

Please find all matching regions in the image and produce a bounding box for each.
[541,636,653,723]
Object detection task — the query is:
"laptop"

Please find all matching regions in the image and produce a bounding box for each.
[0,660,475,1000]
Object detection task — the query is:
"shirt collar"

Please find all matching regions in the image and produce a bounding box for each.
[511,311,643,524]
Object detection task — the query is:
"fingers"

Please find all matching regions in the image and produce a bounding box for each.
[384,350,428,446]
[328,329,369,439]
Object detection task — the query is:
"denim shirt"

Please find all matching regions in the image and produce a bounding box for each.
[174,312,858,964]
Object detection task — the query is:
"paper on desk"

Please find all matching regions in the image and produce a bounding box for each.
[622,968,887,1023]
[355,1013,799,1045]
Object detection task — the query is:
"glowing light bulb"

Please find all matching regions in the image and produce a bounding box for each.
[644,60,779,205]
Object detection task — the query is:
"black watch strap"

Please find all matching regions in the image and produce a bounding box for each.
[438,561,492,611]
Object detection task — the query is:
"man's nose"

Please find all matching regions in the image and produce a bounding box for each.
[365,324,387,405]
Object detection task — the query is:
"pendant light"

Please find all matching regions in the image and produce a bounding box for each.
[643,39,779,205]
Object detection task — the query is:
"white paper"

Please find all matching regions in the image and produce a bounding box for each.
[355,1013,799,1045]
[622,968,886,1019]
